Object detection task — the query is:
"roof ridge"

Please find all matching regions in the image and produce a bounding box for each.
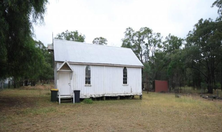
[54,39,131,50]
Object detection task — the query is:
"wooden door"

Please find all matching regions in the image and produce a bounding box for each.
[58,72,71,95]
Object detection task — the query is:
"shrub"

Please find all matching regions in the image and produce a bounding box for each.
[215,82,221,90]
[201,82,207,92]
[83,98,93,104]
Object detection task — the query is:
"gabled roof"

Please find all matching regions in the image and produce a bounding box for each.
[57,61,73,71]
[54,39,143,68]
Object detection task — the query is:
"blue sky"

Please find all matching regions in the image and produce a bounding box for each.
[33,0,218,47]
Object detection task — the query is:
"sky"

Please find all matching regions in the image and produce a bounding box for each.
[33,0,218,47]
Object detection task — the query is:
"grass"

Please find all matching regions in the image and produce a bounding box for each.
[0,85,222,132]
[176,86,222,97]
[83,98,93,104]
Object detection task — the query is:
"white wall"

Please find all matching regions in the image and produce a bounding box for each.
[56,63,142,98]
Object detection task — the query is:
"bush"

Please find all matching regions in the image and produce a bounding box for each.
[83,98,93,104]
[215,82,221,90]
[201,82,207,92]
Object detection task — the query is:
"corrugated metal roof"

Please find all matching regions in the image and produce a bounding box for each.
[54,39,143,67]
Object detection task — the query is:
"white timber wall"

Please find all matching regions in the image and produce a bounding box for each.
[55,62,142,98]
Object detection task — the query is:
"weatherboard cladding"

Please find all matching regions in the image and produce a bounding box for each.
[53,39,143,67]
[69,65,142,98]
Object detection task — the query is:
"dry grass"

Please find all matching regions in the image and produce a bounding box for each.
[179,86,222,97]
[0,85,222,132]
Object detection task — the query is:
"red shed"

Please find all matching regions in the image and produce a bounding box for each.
[155,80,168,92]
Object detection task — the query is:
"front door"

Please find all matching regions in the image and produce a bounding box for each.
[58,72,71,95]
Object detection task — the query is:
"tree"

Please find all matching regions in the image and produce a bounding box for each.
[133,27,153,63]
[122,27,135,48]
[163,34,183,53]
[55,30,85,42]
[143,50,169,91]
[35,41,54,82]
[212,0,222,17]
[186,18,222,93]
[0,0,48,85]
[19,40,54,86]
[10,38,47,87]
[159,34,184,90]
[122,27,163,91]
[92,37,107,45]
[122,27,163,64]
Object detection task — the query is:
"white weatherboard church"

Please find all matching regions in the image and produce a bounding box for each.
[52,39,143,103]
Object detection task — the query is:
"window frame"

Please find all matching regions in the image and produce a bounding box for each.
[123,67,127,84]
[85,65,91,85]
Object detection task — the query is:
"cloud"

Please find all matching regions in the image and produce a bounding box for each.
[33,0,218,47]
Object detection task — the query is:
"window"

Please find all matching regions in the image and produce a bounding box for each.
[85,66,91,84]
[123,67,127,84]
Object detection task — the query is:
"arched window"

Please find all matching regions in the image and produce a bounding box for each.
[123,67,127,84]
[85,66,91,84]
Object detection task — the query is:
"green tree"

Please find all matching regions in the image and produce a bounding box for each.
[122,27,162,63]
[35,41,54,82]
[0,0,48,85]
[122,27,163,91]
[11,38,46,87]
[212,0,222,17]
[186,18,222,93]
[144,34,184,91]
[92,37,107,45]
[56,30,85,42]
[122,27,135,48]
[163,34,183,53]
[167,50,186,90]
[133,27,153,63]
[212,0,222,90]
[143,50,169,91]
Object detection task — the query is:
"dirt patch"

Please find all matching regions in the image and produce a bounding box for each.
[0,97,39,112]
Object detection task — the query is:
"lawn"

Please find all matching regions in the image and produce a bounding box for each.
[0,85,222,132]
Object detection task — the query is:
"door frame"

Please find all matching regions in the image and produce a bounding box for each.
[56,61,73,96]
